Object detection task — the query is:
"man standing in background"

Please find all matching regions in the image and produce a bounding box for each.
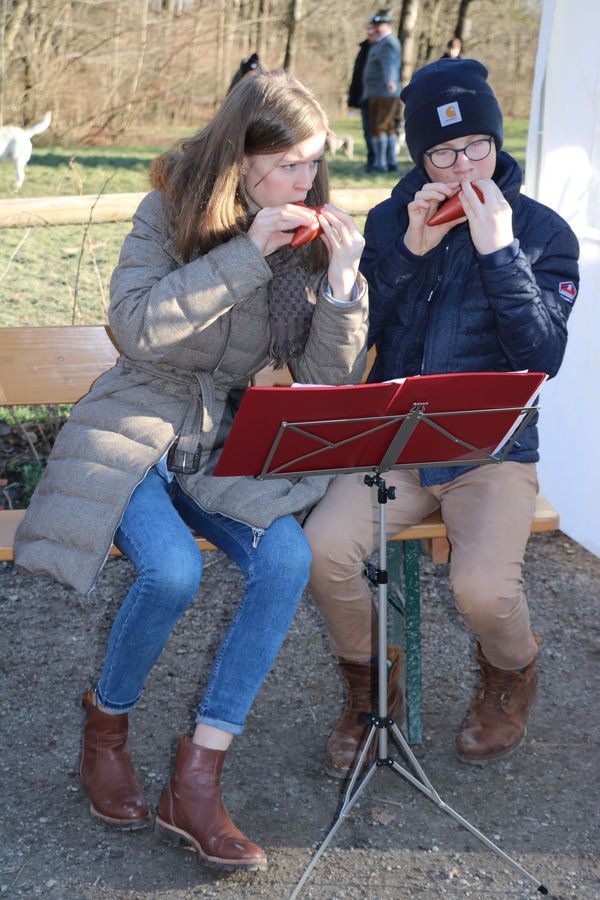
[347,21,378,171]
[362,9,402,173]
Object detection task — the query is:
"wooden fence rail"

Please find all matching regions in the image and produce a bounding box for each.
[0,188,391,228]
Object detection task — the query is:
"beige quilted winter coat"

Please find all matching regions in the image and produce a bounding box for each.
[14,191,368,594]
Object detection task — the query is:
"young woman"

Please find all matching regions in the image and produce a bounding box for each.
[14,71,367,871]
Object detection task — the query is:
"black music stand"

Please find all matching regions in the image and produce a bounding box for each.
[214,374,549,897]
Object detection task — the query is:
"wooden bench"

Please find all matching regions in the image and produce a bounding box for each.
[0,326,560,742]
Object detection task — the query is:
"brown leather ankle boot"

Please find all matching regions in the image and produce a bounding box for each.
[80,690,150,829]
[155,736,267,872]
[324,645,403,779]
[456,641,539,764]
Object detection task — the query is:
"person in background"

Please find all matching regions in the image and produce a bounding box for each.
[305,58,579,778]
[348,20,378,171]
[442,36,463,59]
[362,9,402,173]
[14,71,367,872]
[226,51,264,94]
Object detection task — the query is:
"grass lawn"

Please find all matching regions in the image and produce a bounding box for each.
[0,118,529,328]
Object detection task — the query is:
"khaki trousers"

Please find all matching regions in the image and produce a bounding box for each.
[304,462,539,670]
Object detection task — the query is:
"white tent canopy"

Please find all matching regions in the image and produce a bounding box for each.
[524,0,600,557]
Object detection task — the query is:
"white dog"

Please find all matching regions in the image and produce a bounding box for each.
[325,131,354,160]
[0,111,51,189]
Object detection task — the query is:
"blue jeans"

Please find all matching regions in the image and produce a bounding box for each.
[96,467,311,734]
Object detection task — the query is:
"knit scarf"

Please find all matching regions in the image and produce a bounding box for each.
[266,246,318,369]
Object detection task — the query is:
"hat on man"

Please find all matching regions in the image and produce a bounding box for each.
[240,52,260,76]
[369,9,392,24]
[400,58,504,165]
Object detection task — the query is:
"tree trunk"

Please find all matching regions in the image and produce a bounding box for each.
[257,0,270,60]
[423,0,444,63]
[399,0,421,88]
[215,0,226,101]
[0,0,29,106]
[283,0,303,73]
[109,0,123,110]
[223,0,242,92]
[455,0,476,48]
[120,0,150,132]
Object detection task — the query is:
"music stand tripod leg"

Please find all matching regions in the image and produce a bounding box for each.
[288,732,380,900]
[385,720,548,891]
[289,473,549,899]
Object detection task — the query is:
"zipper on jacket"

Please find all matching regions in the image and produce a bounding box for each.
[421,242,450,374]
[176,479,268,548]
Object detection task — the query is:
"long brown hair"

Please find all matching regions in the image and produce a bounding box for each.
[150,70,330,269]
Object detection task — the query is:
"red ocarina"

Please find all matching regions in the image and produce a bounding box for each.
[290,202,325,247]
[427,183,484,226]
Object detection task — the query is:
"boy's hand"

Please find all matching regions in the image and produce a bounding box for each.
[404,181,462,255]
[460,179,514,255]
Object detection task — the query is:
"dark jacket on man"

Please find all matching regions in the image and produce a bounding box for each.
[348,40,371,108]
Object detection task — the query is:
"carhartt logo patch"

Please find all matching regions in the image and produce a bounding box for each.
[437,102,462,127]
[558,281,577,302]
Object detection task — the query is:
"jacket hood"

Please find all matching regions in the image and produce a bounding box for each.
[390,150,523,208]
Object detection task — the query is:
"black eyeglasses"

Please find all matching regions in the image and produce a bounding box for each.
[423,137,494,169]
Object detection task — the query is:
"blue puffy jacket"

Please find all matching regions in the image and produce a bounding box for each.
[360,151,580,485]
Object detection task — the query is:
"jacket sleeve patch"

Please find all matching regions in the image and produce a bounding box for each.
[558,281,577,302]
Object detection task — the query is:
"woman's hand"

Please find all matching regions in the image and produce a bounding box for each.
[459,179,514,255]
[404,181,461,255]
[317,204,365,300]
[247,203,321,257]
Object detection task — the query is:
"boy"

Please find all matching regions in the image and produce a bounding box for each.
[305,58,579,775]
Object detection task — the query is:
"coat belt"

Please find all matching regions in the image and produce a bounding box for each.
[121,359,216,470]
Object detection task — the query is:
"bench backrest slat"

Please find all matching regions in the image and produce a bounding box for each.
[0,326,119,405]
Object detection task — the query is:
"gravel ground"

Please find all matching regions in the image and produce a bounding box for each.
[1,531,599,900]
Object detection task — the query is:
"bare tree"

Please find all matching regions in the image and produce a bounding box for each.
[119,0,150,133]
[454,0,476,47]
[0,0,28,123]
[257,0,271,60]
[399,0,421,87]
[283,0,303,72]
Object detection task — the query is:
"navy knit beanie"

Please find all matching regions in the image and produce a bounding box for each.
[400,58,503,165]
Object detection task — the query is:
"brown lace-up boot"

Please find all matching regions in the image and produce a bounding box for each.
[324,645,404,779]
[155,736,267,872]
[456,640,540,764]
[80,690,150,829]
